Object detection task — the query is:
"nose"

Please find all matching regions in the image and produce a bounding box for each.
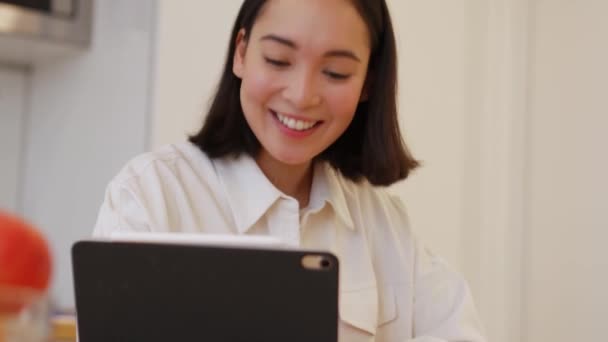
[282,68,322,109]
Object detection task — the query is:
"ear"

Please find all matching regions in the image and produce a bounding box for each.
[233,29,248,79]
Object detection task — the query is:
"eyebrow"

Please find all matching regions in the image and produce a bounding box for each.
[260,34,361,62]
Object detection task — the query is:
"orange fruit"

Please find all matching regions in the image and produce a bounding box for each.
[0,211,52,314]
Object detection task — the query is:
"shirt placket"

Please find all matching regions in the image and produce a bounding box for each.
[267,197,301,247]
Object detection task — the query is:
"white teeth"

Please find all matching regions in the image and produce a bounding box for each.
[275,112,317,131]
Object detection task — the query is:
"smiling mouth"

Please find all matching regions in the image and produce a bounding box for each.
[270,110,322,132]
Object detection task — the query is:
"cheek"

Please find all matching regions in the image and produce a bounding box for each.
[325,86,363,120]
[241,65,278,106]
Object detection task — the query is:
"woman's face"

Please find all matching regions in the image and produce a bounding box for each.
[233,0,371,167]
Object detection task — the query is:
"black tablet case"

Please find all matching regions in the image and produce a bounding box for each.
[72,241,339,342]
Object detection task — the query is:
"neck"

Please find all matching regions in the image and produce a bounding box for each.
[256,151,313,208]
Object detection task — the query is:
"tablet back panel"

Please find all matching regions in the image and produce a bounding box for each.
[72,241,339,342]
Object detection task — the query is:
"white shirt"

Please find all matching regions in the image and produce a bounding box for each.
[93,142,486,342]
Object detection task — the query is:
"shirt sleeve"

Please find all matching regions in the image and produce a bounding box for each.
[410,240,487,342]
[92,180,152,237]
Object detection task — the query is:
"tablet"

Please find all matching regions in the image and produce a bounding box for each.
[72,234,339,342]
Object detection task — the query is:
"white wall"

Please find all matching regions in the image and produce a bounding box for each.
[387,0,468,271]
[19,0,157,308]
[524,0,608,340]
[0,65,26,211]
[152,0,243,148]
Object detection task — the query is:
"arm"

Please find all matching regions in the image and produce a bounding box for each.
[410,241,487,342]
[93,181,152,237]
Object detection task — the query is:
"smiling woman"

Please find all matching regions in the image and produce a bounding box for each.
[93,1,486,341]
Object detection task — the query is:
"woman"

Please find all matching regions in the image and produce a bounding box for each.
[94,0,486,341]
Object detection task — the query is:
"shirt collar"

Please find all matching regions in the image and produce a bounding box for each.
[308,162,356,231]
[214,154,356,234]
[213,154,283,234]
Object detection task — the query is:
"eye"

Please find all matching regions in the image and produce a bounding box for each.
[324,70,351,80]
[264,57,290,67]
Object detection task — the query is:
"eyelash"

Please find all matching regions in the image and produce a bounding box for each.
[264,57,290,67]
[263,57,351,80]
[324,71,350,80]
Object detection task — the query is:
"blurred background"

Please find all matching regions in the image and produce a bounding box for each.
[1,1,606,341]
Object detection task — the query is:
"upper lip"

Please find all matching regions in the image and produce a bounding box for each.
[271,109,322,122]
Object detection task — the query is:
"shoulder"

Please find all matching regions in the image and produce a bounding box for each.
[94,142,235,236]
[341,176,410,225]
[109,142,216,187]
[332,171,414,243]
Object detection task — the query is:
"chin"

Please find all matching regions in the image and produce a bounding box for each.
[277,155,312,167]
[270,149,315,167]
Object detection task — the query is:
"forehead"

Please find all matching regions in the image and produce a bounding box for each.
[251,0,370,54]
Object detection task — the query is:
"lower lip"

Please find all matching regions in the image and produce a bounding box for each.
[270,110,320,138]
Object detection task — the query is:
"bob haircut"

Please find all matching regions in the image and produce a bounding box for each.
[189,0,419,186]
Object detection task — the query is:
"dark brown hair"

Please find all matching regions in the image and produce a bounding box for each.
[189,0,419,186]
